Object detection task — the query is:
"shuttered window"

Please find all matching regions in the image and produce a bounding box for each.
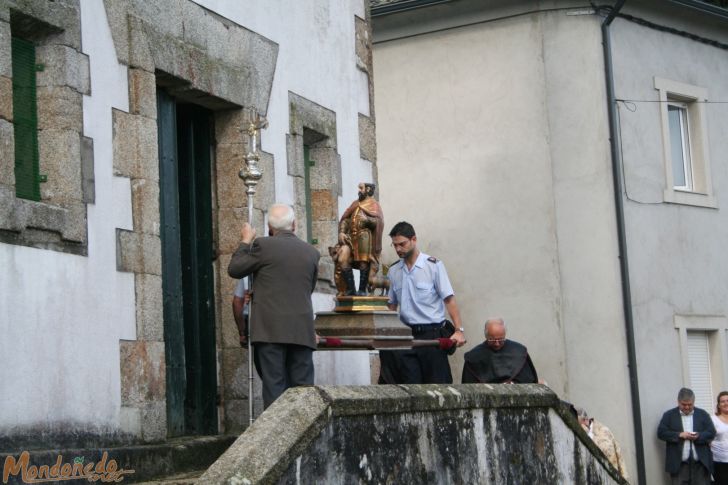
[687,331,713,411]
[303,144,315,244]
[11,36,41,201]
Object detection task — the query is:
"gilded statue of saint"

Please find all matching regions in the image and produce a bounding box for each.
[333,183,384,296]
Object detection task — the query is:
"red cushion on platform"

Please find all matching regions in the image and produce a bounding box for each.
[324,337,343,347]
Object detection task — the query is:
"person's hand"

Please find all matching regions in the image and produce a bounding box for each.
[241,222,256,244]
[243,290,251,305]
[680,431,698,440]
[315,333,321,345]
[239,334,248,347]
[450,329,466,347]
[338,232,350,245]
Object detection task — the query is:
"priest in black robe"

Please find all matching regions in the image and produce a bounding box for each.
[461,318,538,384]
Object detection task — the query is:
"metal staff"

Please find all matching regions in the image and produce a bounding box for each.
[240,111,268,424]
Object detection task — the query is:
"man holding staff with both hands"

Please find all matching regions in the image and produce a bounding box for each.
[228,204,319,410]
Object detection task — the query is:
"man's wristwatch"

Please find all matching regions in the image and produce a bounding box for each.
[457,327,464,333]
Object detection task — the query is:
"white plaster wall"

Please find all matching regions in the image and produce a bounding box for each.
[539,11,636,481]
[196,0,373,224]
[374,16,569,387]
[373,7,636,481]
[195,0,376,385]
[0,0,375,435]
[0,0,135,434]
[610,14,728,483]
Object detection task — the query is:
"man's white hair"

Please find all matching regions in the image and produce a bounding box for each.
[484,318,505,335]
[268,204,295,231]
[484,318,505,329]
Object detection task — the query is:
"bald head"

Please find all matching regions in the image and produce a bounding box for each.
[268,204,295,234]
[484,318,506,350]
[484,318,505,334]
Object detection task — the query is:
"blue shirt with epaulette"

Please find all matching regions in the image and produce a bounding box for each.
[387,251,455,326]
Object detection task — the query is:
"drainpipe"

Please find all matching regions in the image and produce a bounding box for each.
[601,1,646,484]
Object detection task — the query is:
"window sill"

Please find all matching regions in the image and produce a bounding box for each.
[663,189,718,209]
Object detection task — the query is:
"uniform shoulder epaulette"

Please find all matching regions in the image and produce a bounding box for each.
[427,256,438,263]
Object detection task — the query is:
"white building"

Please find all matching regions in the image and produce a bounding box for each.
[372,0,728,482]
[0,0,376,452]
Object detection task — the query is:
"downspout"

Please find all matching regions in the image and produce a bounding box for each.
[601,1,647,484]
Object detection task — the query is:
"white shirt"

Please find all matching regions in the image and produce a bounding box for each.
[234,279,249,316]
[681,412,698,461]
[387,252,454,325]
[711,415,728,463]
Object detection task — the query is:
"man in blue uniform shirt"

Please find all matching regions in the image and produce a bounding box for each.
[381,221,465,384]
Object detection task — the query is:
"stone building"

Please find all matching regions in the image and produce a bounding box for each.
[371,0,728,483]
[0,0,376,457]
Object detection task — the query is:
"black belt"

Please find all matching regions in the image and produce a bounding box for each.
[409,323,442,339]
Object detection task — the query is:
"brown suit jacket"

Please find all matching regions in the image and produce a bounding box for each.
[228,230,320,349]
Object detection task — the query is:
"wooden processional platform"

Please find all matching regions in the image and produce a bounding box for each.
[315,296,413,350]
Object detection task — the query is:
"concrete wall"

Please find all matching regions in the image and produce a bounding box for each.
[373,1,728,482]
[0,0,374,447]
[200,384,627,484]
[373,3,635,479]
[539,8,635,478]
[610,4,728,482]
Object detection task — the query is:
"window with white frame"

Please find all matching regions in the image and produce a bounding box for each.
[687,331,714,411]
[667,102,692,191]
[654,77,716,208]
[676,315,728,412]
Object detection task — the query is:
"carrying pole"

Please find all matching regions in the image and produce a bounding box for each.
[240,111,268,425]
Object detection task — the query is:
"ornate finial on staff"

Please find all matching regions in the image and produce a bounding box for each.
[239,109,268,425]
[240,111,269,198]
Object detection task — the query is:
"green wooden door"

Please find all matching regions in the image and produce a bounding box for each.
[177,104,218,435]
[157,90,186,437]
[157,91,218,437]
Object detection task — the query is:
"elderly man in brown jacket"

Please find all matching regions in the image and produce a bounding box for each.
[228,204,320,408]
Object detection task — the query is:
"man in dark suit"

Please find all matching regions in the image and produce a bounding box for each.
[657,387,716,484]
[228,204,320,409]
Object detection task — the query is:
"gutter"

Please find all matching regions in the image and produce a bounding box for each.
[371,0,453,17]
[666,0,728,19]
[599,2,647,484]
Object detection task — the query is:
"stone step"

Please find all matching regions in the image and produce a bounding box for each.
[0,435,236,485]
[133,470,203,484]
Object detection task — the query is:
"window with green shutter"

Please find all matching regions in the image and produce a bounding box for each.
[303,144,316,244]
[11,36,41,201]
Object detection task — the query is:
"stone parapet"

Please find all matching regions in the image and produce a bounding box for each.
[200,384,628,485]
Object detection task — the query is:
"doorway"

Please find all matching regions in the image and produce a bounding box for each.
[157,89,218,436]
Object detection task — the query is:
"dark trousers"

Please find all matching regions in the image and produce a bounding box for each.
[253,342,314,408]
[714,462,728,484]
[671,460,711,485]
[379,324,453,384]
